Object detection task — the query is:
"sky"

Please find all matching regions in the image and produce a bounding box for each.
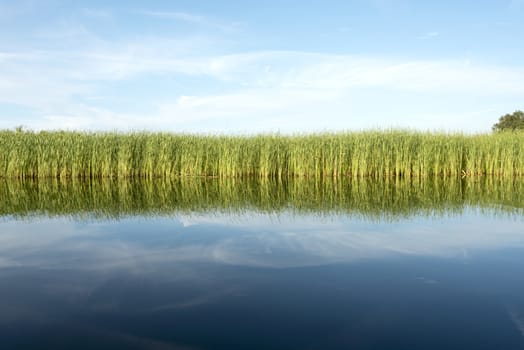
[0,0,523,133]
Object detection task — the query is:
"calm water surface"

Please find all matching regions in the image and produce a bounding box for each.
[1,179,524,349]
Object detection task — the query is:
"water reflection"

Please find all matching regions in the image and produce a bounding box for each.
[1,213,524,349]
[0,211,523,270]
[1,177,523,219]
[1,178,524,349]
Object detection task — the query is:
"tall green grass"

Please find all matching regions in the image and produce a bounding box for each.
[1,130,523,179]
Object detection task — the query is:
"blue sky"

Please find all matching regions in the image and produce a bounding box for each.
[1,0,523,133]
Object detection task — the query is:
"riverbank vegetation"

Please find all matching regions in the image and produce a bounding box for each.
[492,110,524,132]
[1,130,524,179]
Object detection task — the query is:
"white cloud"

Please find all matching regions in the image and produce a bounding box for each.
[1,30,524,132]
[366,0,403,11]
[420,31,440,39]
[142,10,208,24]
[82,8,112,20]
[35,20,94,40]
[160,87,339,119]
[264,54,524,94]
[140,10,241,32]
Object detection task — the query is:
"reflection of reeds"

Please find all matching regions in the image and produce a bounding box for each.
[1,177,522,219]
[1,130,524,179]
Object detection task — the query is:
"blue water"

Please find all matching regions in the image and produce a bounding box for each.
[1,210,524,349]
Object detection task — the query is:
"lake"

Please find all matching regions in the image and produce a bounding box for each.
[1,178,524,349]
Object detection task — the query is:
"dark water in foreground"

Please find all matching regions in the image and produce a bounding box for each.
[1,179,524,349]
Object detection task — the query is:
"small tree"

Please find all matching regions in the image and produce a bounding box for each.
[492,110,524,131]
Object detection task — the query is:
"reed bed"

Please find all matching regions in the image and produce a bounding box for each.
[1,177,522,219]
[1,130,524,179]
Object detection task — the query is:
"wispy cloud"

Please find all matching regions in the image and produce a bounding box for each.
[2,46,524,132]
[142,10,207,24]
[420,31,440,39]
[82,8,112,20]
[507,306,524,336]
[34,20,94,39]
[366,0,408,12]
[1,4,523,133]
[140,10,241,32]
